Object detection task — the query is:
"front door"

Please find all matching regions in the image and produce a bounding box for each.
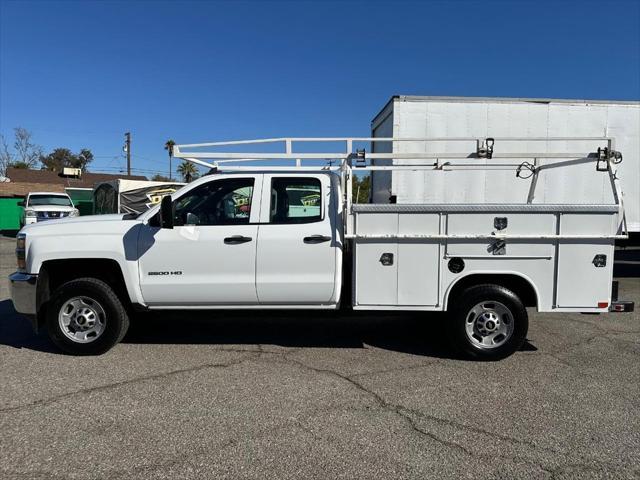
[138,175,261,306]
[256,174,338,305]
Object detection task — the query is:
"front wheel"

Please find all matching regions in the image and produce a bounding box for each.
[46,277,130,355]
[448,284,528,360]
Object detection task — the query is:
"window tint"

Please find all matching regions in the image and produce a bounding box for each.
[270,178,322,224]
[173,178,254,226]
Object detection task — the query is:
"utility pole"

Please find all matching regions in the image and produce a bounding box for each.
[124,132,131,176]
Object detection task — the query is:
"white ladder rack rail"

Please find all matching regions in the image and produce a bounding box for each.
[171,136,627,241]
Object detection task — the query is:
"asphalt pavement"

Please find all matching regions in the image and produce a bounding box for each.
[0,235,638,479]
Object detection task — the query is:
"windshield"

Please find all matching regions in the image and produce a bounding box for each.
[28,194,73,207]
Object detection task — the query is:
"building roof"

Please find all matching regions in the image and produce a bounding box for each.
[0,168,147,197]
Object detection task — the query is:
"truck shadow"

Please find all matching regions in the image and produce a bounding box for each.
[0,296,541,359]
[0,299,537,359]
[123,310,538,360]
[0,300,58,353]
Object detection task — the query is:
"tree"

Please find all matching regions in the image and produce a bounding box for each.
[10,161,30,169]
[352,174,371,203]
[74,149,94,170]
[40,147,94,172]
[13,127,42,169]
[177,160,198,182]
[164,139,176,180]
[151,174,171,182]
[0,127,43,175]
[0,135,11,176]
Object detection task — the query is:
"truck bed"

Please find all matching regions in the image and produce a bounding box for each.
[351,202,619,312]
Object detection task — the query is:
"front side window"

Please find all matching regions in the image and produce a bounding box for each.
[28,195,73,207]
[173,178,254,226]
[270,177,322,224]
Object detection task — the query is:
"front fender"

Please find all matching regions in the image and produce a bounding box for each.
[25,221,145,305]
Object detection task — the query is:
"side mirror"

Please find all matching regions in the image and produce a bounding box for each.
[17,201,25,207]
[159,195,174,229]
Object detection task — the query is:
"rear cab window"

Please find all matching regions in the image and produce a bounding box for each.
[270,177,322,224]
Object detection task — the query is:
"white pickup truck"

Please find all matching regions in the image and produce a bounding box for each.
[9,137,634,359]
[19,191,80,228]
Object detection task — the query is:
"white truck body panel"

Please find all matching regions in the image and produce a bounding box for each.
[371,96,640,232]
[352,204,618,312]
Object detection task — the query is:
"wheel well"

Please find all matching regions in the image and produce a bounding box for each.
[37,259,130,324]
[446,274,538,309]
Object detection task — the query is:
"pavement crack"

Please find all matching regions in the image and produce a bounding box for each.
[399,405,560,456]
[283,357,473,456]
[0,353,257,414]
[350,362,440,378]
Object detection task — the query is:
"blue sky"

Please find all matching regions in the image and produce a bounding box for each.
[1,0,639,178]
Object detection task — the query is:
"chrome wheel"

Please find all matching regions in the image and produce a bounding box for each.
[464,301,514,350]
[58,296,107,343]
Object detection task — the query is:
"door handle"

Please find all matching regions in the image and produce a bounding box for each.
[304,235,331,244]
[224,235,253,244]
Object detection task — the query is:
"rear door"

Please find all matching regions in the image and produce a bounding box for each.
[256,174,338,305]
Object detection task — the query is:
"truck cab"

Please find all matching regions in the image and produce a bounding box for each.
[137,172,341,307]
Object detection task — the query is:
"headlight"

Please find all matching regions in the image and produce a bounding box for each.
[16,234,26,271]
[25,209,36,217]
[69,208,80,217]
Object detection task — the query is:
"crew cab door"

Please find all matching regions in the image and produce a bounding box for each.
[256,174,338,305]
[138,175,262,306]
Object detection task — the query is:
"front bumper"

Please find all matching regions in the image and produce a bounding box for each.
[9,272,37,316]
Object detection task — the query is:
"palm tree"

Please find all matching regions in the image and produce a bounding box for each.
[164,139,176,180]
[177,160,198,182]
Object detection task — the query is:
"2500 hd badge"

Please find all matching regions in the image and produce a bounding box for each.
[148,271,183,276]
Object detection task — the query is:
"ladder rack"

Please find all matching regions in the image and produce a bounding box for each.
[173,136,617,168]
[171,136,627,239]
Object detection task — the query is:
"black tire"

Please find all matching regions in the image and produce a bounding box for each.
[448,284,528,361]
[46,277,130,355]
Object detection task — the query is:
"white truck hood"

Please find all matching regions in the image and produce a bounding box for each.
[19,213,145,279]
[20,214,137,234]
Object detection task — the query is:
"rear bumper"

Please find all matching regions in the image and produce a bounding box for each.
[610,301,635,313]
[610,281,634,312]
[9,272,37,316]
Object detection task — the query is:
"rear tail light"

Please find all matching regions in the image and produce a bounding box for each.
[597,302,609,309]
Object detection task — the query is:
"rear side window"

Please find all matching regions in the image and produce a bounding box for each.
[270,178,322,224]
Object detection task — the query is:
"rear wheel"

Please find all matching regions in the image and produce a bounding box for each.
[46,277,129,355]
[449,284,528,360]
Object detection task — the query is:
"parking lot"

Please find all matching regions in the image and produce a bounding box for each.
[0,234,638,479]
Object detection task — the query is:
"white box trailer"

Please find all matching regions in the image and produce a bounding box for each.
[371,96,640,233]
[93,179,185,215]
